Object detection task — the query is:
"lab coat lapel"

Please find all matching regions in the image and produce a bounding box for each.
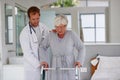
[31,28,38,43]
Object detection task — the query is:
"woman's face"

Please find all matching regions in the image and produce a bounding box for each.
[55,24,66,35]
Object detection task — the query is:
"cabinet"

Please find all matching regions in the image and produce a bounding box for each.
[3,65,24,80]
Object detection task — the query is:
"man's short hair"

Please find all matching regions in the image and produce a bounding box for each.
[27,6,40,18]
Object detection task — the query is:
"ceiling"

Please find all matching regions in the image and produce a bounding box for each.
[34,0,109,7]
[34,0,57,6]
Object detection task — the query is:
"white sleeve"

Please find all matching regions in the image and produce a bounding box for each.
[41,23,50,38]
[39,34,50,63]
[20,30,40,69]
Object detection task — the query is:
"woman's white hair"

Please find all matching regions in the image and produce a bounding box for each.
[54,14,68,27]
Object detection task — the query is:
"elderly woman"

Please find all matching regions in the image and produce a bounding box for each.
[40,14,85,80]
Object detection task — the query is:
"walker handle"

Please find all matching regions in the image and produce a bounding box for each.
[41,66,44,75]
[75,66,79,80]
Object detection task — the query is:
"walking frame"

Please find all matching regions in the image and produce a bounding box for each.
[40,66,87,80]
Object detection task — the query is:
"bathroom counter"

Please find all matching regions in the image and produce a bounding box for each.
[3,64,24,80]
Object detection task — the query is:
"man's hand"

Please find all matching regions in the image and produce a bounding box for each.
[52,29,57,33]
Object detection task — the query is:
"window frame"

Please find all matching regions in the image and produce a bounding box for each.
[80,13,106,43]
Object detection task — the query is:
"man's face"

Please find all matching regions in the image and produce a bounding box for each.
[29,13,40,27]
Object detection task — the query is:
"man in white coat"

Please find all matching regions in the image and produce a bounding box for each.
[20,6,49,80]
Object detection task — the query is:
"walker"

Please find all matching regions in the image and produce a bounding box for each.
[40,66,87,80]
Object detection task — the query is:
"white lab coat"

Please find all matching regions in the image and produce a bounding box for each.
[20,22,49,80]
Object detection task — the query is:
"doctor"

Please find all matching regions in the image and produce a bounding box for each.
[20,6,49,80]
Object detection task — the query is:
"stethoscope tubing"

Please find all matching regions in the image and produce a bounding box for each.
[29,22,36,34]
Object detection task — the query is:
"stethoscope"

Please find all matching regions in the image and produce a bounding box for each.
[29,22,45,40]
[29,22,36,34]
[29,22,40,61]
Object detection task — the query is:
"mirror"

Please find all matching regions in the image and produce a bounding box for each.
[5,4,13,44]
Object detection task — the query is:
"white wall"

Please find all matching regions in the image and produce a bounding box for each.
[109,0,120,43]
[0,0,5,80]
[0,1,2,80]
[0,0,2,60]
[0,0,6,65]
[40,11,56,30]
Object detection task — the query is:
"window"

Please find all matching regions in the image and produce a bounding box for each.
[5,4,13,44]
[7,16,13,43]
[79,0,109,7]
[65,14,72,30]
[80,13,105,43]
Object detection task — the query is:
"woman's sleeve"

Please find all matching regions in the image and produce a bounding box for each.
[39,33,50,63]
[71,31,86,66]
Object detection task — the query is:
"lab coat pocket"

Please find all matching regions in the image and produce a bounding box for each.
[31,41,38,48]
[32,34,38,42]
[31,42,39,57]
[30,33,38,48]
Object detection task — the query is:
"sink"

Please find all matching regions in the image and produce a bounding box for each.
[9,56,23,65]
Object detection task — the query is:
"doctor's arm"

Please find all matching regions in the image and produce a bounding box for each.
[20,31,40,69]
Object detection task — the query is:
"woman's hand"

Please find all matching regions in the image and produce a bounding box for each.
[41,61,49,68]
[74,62,82,68]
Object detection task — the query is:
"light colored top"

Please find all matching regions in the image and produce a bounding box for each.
[40,30,85,67]
[39,30,85,80]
